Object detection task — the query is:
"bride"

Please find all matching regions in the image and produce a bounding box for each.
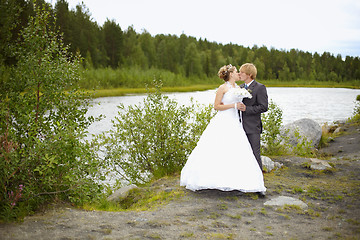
[180,64,266,194]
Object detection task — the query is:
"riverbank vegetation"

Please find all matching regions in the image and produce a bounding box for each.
[0,4,107,221]
[98,81,216,187]
[89,81,359,98]
[83,68,359,98]
[348,95,360,123]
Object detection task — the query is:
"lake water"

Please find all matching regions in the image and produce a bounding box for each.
[87,87,360,137]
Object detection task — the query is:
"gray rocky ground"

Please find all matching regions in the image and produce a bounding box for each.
[1,123,359,240]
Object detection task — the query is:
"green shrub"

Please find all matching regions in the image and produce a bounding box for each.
[261,100,316,157]
[102,81,215,185]
[0,4,105,221]
[292,129,315,157]
[347,95,360,123]
[261,100,289,155]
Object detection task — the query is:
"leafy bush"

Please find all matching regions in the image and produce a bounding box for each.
[261,100,316,157]
[261,100,289,155]
[102,81,215,185]
[291,129,315,157]
[0,4,105,221]
[347,95,360,123]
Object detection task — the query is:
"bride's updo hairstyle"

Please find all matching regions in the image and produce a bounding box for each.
[218,64,236,82]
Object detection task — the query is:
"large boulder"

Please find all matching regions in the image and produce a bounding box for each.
[282,118,322,148]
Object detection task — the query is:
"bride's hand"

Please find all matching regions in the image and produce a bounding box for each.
[238,102,246,111]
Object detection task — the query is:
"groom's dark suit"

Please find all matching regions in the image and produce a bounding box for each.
[240,80,268,170]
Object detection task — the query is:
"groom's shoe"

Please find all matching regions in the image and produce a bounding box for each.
[257,192,266,198]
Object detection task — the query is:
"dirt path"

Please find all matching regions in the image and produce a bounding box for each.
[1,124,359,240]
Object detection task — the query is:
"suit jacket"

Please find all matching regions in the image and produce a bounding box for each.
[240,80,268,134]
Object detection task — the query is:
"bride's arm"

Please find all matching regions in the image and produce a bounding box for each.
[214,85,237,111]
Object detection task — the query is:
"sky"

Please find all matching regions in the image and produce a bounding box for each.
[47,0,360,58]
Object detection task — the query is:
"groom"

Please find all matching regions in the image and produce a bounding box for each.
[238,63,268,171]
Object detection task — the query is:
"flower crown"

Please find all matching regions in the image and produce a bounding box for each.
[224,64,233,74]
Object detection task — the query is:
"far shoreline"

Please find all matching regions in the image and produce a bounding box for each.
[88,82,360,98]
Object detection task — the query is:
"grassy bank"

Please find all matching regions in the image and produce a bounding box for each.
[79,67,359,97]
[262,79,360,88]
[88,84,219,98]
[89,80,360,98]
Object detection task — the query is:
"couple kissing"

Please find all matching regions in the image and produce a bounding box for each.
[180,63,268,197]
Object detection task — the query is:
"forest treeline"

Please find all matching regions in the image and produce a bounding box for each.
[1,0,360,89]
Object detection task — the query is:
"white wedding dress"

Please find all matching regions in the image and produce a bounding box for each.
[180,82,266,193]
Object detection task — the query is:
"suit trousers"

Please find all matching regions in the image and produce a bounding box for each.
[246,133,262,171]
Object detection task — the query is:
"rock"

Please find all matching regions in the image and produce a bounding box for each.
[264,196,308,209]
[333,127,344,135]
[322,122,336,134]
[274,162,283,169]
[308,158,332,171]
[107,184,138,203]
[261,156,283,173]
[262,156,274,172]
[334,120,346,125]
[329,125,339,133]
[282,118,322,148]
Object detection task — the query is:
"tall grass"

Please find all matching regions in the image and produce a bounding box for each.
[261,79,360,88]
[79,66,219,89]
[79,67,360,98]
[90,85,219,98]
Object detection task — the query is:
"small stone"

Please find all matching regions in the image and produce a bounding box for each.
[107,184,138,203]
[261,156,274,173]
[333,127,344,134]
[309,158,332,171]
[274,162,283,169]
[264,196,308,209]
[261,156,283,173]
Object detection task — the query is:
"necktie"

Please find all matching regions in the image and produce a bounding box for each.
[245,84,248,89]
